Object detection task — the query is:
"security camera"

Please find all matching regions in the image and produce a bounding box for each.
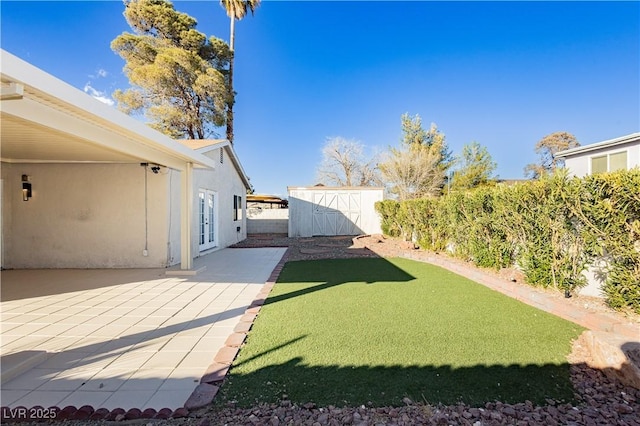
[151,166,161,174]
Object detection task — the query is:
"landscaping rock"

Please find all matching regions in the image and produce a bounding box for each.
[185,384,220,410]
[581,330,640,389]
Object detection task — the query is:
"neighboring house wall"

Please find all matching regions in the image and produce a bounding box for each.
[247,208,289,234]
[1,162,168,268]
[556,133,640,298]
[288,187,383,237]
[562,139,640,177]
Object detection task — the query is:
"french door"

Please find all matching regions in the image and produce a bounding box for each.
[198,189,217,251]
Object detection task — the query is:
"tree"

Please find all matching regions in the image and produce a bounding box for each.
[400,113,453,170]
[378,144,445,200]
[524,131,580,178]
[111,0,231,139]
[450,141,497,191]
[316,137,381,187]
[220,0,261,144]
[378,114,450,200]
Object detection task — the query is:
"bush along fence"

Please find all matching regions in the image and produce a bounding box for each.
[375,169,640,314]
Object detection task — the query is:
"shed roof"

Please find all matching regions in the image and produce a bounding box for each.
[288,186,385,191]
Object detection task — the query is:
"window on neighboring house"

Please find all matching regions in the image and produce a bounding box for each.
[590,151,627,174]
[609,151,627,171]
[591,155,607,174]
[233,195,242,221]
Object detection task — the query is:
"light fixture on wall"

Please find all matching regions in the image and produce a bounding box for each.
[22,174,32,201]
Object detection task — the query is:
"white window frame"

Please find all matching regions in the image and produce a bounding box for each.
[198,189,218,251]
[233,195,243,221]
[589,149,628,174]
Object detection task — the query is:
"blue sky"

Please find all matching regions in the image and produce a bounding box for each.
[2,1,639,196]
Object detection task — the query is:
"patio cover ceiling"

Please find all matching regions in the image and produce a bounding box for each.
[0,49,219,270]
[0,49,217,171]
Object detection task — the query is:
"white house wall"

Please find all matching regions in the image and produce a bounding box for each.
[564,157,588,178]
[182,148,246,261]
[564,140,640,177]
[1,162,169,268]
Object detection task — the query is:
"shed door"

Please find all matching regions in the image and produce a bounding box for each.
[312,191,361,236]
[312,192,337,236]
[337,192,361,235]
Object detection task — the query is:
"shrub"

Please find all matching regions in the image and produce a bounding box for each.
[375,169,640,313]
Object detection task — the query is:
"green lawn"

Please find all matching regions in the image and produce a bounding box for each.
[219,258,584,407]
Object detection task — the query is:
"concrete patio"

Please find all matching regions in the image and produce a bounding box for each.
[0,247,286,411]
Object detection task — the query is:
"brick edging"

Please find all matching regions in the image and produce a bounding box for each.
[0,405,186,422]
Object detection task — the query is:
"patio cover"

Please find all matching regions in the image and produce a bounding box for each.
[0,49,219,270]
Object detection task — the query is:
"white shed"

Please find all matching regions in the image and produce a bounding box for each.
[288,186,383,237]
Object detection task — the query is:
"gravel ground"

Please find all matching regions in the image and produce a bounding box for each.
[11,234,640,425]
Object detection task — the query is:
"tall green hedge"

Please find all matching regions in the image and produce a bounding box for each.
[375,170,640,313]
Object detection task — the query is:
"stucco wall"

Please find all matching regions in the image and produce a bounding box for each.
[247,208,289,234]
[564,141,640,177]
[178,147,246,262]
[1,162,169,268]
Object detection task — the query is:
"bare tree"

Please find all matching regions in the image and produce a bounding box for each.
[378,143,445,201]
[316,137,381,187]
[524,131,580,178]
[378,113,449,200]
